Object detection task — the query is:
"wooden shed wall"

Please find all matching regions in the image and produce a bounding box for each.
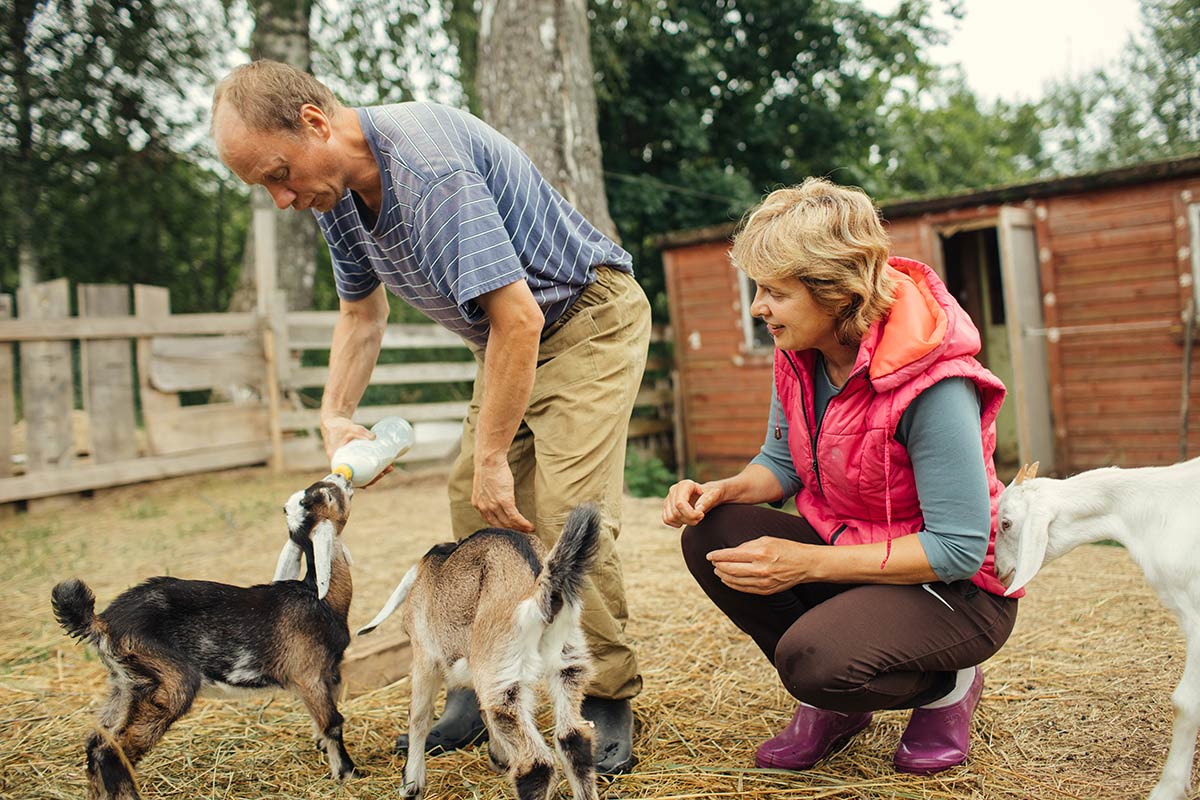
[665,171,1200,479]
[884,177,1200,472]
[663,241,774,480]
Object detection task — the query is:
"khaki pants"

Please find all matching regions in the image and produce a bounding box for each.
[448,267,650,700]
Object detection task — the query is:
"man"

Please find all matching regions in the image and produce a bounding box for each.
[211,59,649,774]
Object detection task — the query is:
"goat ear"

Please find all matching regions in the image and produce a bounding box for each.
[1004,506,1053,596]
[312,520,336,600]
[1026,461,1040,479]
[272,539,304,582]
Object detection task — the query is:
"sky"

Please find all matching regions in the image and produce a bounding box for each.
[863,0,1145,103]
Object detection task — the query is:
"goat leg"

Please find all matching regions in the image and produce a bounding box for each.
[1149,627,1200,800]
[294,678,358,781]
[401,656,441,799]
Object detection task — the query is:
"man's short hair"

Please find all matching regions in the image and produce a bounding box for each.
[212,59,340,134]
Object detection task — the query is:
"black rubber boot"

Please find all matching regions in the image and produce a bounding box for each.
[394,687,488,756]
[582,696,636,775]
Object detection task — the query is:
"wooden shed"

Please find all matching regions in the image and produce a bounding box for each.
[662,156,1200,480]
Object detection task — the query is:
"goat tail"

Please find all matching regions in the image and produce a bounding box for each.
[51,578,104,644]
[538,504,601,623]
[356,564,419,636]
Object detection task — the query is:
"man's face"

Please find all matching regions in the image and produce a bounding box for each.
[214,105,345,213]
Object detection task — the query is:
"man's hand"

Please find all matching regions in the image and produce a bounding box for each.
[662,479,726,527]
[706,536,815,595]
[321,415,373,459]
[321,416,394,487]
[472,458,534,532]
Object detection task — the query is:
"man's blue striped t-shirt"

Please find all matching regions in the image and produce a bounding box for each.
[313,102,632,348]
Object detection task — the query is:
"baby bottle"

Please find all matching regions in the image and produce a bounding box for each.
[330,417,415,487]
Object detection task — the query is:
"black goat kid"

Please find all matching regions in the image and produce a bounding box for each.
[51,474,358,800]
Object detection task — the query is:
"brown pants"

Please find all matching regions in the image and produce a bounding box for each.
[681,504,1018,712]
[448,267,651,700]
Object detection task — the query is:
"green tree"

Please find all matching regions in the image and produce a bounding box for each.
[1042,0,1199,171]
[865,70,1049,199]
[0,0,248,312]
[585,0,954,313]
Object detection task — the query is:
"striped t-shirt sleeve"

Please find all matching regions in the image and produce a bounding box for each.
[325,218,380,301]
[411,169,526,323]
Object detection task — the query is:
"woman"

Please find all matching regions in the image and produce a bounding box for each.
[663,178,1020,775]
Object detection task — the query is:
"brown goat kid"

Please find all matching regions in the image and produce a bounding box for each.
[357,504,602,800]
[51,474,359,800]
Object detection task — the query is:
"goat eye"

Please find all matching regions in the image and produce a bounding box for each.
[1001,519,1012,531]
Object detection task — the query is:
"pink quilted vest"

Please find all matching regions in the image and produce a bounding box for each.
[775,257,1016,598]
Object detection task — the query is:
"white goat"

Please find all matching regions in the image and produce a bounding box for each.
[357,505,601,800]
[994,458,1200,800]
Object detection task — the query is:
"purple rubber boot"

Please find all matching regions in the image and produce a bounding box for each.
[893,666,984,774]
[755,704,873,770]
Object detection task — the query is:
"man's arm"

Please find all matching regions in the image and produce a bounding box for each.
[471,279,543,532]
[320,285,390,458]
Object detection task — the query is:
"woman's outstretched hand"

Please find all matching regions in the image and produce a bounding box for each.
[662,479,726,527]
[707,536,813,595]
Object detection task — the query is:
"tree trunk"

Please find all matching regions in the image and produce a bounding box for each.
[230,0,318,313]
[476,0,619,241]
[10,0,40,286]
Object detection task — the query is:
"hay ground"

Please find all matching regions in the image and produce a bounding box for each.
[0,466,1189,799]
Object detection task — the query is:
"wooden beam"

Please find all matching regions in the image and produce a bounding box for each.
[287,362,477,389]
[0,442,271,503]
[0,295,12,478]
[0,312,258,342]
[340,631,411,699]
[17,279,74,471]
[279,401,469,431]
[78,285,138,462]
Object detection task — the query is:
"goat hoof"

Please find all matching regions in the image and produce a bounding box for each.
[486,746,509,774]
[338,766,363,781]
[400,781,424,799]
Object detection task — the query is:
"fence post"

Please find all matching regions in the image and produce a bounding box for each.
[78,284,138,462]
[255,206,284,472]
[0,295,11,478]
[17,279,73,471]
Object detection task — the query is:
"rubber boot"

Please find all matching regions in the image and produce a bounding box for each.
[582,696,636,775]
[755,704,873,770]
[893,666,984,774]
[395,687,488,756]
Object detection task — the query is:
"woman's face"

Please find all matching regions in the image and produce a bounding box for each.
[749,275,839,352]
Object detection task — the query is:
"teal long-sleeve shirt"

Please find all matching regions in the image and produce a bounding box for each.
[749,358,992,583]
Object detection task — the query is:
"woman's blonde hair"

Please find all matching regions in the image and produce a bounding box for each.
[211,59,341,135]
[730,177,895,345]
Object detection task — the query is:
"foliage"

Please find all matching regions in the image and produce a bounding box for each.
[0,0,248,311]
[1041,0,1199,172]
[864,70,1050,199]
[625,447,676,498]
[583,0,957,314]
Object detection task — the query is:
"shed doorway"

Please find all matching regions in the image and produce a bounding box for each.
[937,209,1057,475]
[941,226,1020,471]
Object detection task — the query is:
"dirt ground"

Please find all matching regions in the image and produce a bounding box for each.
[0,465,1191,799]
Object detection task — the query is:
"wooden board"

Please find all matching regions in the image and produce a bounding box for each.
[149,334,264,392]
[78,284,138,462]
[341,630,412,699]
[17,280,74,470]
[0,296,11,477]
[149,404,270,454]
[135,286,181,455]
[0,441,271,504]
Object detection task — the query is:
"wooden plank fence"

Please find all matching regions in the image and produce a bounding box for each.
[0,281,676,505]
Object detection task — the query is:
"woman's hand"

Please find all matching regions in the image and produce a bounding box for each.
[662,479,727,527]
[707,536,818,595]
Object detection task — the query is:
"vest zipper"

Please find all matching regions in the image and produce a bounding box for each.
[829,523,848,545]
[783,352,822,493]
